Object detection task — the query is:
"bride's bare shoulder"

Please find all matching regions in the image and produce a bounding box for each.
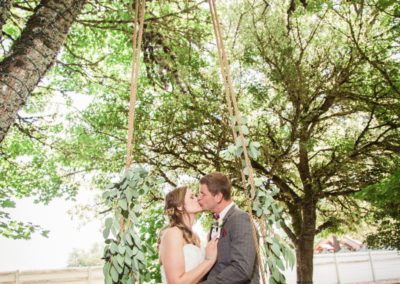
[161,226,183,243]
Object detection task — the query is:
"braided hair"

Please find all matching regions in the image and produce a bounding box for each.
[161,186,197,245]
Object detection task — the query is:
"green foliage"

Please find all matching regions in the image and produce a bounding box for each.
[254,186,295,283]
[356,170,400,215]
[355,169,400,249]
[220,121,294,282]
[2,0,399,282]
[0,125,74,239]
[68,243,104,267]
[136,206,164,283]
[102,165,164,284]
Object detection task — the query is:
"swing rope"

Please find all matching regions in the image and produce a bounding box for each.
[124,0,266,282]
[208,0,267,282]
[125,0,146,169]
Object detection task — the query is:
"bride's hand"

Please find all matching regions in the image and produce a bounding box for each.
[205,236,218,263]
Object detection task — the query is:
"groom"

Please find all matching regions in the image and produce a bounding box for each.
[198,172,260,284]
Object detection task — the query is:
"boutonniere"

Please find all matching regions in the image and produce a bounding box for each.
[211,218,224,239]
[220,227,227,238]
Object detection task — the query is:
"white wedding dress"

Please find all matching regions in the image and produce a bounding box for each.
[161,244,205,283]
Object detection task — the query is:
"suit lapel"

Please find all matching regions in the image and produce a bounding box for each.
[222,204,236,226]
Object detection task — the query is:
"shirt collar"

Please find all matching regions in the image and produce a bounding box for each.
[219,202,235,220]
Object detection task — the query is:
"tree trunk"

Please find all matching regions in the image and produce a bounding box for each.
[296,199,317,283]
[0,0,87,143]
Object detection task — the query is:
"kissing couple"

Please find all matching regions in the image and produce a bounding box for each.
[158,172,260,284]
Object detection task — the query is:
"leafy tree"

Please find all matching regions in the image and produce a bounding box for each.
[0,0,90,238]
[1,1,399,283]
[68,242,104,267]
[227,0,400,282]
[356,168,400,250]
[0,0,87,143]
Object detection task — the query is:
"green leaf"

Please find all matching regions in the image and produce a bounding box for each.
[116,254,125,267]
[1,200,16,208]
[102,191,110,200]
[132,258,139,271]
[103,261,111,275]
[118,245,126,254]
[110,266,119,282]
[124,254,132,266]
[271,242,281,257]
[103,227,110,239]
[272,267,281,282]
[132,246,139,256]
[256,207,262,217]
[241,125,249,135]
[105,218,113,230]
[125,233,133,246]
[110,242,118,254]
[125,188,134,201]
[112,257,123,274]
[104,269,113,284]
[136,251,145,262]
[275,256,285,270]
[255,178,264,187]
[118,199,128,211]
[133,204,141,212]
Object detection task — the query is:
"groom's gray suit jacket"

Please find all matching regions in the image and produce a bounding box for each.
[200,205,260,284]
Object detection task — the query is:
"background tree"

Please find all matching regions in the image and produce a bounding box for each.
[68,242,104,267]
[0,0,209,239]
[0,0,88,239]
[356,168,400,250]
[1,0,399,283]
[0,0,87,143]
[230,0,400,282]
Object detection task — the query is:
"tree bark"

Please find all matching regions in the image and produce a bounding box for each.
[0,0,87,143]
[295,198,317,284]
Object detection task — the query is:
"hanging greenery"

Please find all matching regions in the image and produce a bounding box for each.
[102,156,293,283]
[220,118,295,283]
[102,165,165,284]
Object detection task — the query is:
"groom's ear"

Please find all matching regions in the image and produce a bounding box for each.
[215,192,223,203]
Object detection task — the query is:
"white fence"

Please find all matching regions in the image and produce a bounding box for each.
[0,251,399,284]
[0,267,103,284]
[285,250,400,284]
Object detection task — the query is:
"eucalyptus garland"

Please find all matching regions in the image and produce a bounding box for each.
[221,118,295,284]
[102,166,164,284]
[253,185,295,284]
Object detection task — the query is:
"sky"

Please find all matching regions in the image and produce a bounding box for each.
[0,190,103,272]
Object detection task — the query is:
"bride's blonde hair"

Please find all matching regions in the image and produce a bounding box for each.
[161,186,197,245]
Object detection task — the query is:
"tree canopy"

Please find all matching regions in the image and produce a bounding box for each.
[1,0,399,283]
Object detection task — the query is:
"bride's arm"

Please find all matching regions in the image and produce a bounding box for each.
[160,227,217,284]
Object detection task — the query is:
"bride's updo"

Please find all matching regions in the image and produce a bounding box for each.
[163,186,197,245]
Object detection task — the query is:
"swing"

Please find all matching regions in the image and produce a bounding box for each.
[105,1,269,283]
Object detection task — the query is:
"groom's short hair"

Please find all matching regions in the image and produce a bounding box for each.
[200,172,231,200]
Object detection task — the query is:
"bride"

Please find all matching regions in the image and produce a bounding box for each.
[159,186,218,284]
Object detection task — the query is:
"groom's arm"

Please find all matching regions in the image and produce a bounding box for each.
[200,212,258,284]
